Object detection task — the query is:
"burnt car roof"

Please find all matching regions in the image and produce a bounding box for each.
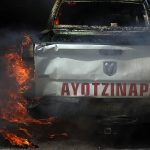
[47,0,149,29]
[64,0,145,3]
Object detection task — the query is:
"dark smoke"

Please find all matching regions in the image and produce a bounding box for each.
[1,0,150,149]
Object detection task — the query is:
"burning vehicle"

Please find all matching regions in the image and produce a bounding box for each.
[1,0,150,148]
[23,0,150,137]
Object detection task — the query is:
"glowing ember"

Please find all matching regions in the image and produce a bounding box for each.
[0,131,36,148]
[54,16,60,25]
[21,34,32,47]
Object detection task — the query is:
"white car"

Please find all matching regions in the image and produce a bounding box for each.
[33,0,150,127]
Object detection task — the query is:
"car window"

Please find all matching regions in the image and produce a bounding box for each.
[54,2,146,27]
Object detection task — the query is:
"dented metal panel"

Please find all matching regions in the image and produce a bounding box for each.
[37,0,150,98]
[34,44,150,97]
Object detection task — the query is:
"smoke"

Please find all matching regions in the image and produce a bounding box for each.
[0,1,150,148]
[0,29,38,119]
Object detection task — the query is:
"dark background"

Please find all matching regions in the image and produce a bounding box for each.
[0,0,150,30]
[0,0,52,30]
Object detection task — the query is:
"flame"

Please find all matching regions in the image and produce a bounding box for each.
[21,34,32,47]
[5,52,31,90]
[0,130,35,148]
[0,34,55,125]
[54,16,60,25]
[0,34,58,148]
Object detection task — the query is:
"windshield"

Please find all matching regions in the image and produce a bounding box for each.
[54,2,146,27]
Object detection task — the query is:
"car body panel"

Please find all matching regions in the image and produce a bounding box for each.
[32,0,150,124]
[34,44,150,97]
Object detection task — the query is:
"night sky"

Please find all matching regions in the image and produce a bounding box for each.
[0,0,52,30]
[0,0,150,30]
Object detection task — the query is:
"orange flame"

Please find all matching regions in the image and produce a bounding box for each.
[5,52,31,90]
[21,34,32,47]
[54,16,60,25]
[0,34,55,125]
[0,131,35,148]
[0,34,57,148]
